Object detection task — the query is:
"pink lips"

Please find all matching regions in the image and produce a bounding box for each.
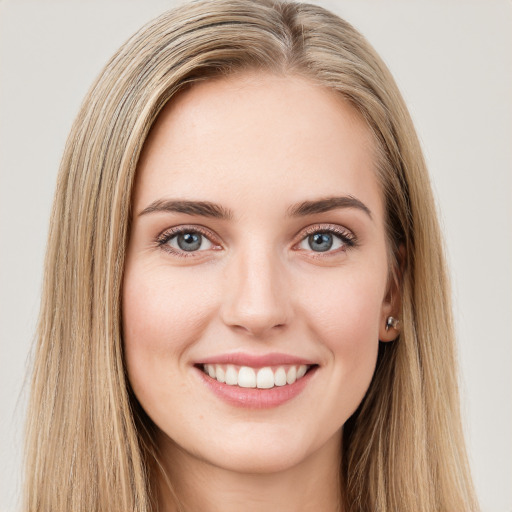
[199,352,315,367]
[194,352,318,409]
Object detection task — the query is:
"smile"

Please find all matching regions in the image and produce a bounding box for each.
[194,354,319,409]
[201,364,311,389]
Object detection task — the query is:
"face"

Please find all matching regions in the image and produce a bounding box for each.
[123,73,397,475]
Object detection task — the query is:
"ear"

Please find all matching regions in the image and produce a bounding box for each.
[379,244,405,342]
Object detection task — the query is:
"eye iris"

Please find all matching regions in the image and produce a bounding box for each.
[309,233,333,252]
[177,232,202,251]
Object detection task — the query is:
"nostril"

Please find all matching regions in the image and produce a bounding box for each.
[229,321,288,337]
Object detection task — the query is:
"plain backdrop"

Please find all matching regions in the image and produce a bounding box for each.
[1,1,511,511]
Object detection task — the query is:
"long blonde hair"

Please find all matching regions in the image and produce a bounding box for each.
[24,1,479,510]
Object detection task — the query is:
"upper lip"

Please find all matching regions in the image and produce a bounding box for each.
[197,352,317,367]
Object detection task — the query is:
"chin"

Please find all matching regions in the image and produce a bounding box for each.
[189,423,338,475]
[208,447,310,475]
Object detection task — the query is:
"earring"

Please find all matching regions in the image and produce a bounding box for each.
[386,316,400,331]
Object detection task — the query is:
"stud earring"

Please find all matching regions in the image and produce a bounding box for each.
[386,316,400,331]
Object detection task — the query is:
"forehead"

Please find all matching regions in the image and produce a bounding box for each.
[134,72,383,222]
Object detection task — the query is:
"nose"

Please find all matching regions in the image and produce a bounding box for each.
[220,245,293,338]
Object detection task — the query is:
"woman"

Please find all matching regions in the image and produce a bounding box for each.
[24,0,480,510]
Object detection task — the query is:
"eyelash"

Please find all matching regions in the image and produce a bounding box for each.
[156,225,219,258]
[298,224,357,257]
[155,224,357,259]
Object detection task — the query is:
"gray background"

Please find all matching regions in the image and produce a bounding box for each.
[1,1,511,511]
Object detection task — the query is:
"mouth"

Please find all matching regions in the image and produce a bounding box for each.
[193,355,319,409]
[197,363,316,389]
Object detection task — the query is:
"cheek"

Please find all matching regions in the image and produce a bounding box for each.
[299,264,386,413]
[303,265,385,345]
[121,262,216,404]
[123,263,213,349]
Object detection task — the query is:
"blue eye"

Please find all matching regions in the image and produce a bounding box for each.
[297,226,356,254]
[158,228,215,255]
[175,232,204,251]
[308,233,334,252]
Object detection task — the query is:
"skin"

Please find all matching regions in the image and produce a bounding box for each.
[122,72,400,512]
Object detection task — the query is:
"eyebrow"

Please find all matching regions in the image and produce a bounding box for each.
[138,199,234,219]
[286,195,372,219]
[138,195,372,220]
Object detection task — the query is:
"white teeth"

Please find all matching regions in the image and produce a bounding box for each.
[206,364,216,378]
[274,367,287,386]
[203,363,312,388]
[297,365,307,379]
[238,366,256,388]
[216,366,226,383]
[225,365,238,385]
[256,367,274,389]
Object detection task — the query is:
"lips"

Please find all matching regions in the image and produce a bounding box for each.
[199,352,316,367]
[194,353,318,408]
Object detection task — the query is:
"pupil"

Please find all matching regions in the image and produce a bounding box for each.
[309,233,333,252]
[177,232,201,251]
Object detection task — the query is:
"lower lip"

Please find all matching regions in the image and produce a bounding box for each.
[195,366,317,409]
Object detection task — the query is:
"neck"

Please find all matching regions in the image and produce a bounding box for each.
[155,431,343,512]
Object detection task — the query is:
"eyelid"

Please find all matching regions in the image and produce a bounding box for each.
[293,223,357,255]
[156,224,219,243]
[298,223,355,239]
[156,224,222,257]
